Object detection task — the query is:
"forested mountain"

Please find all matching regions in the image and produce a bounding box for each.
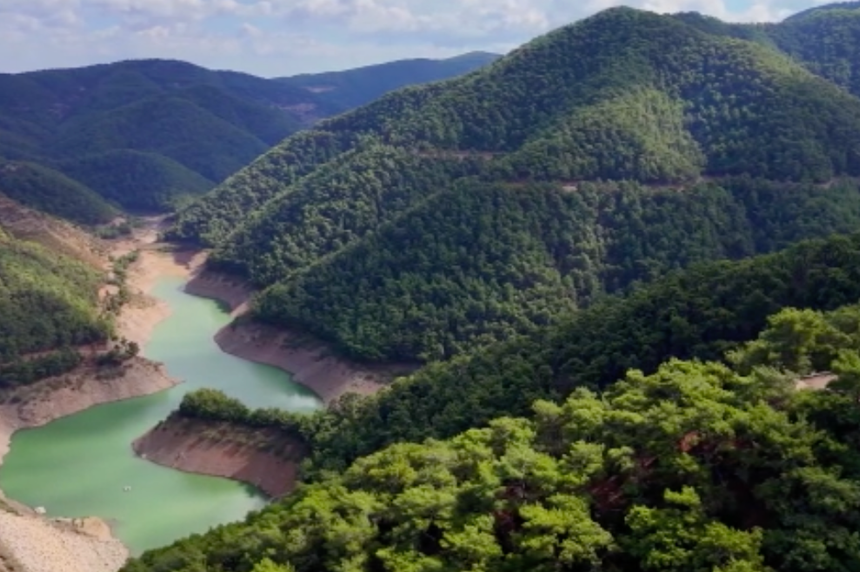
[126,275,860,571]
[0,161,116,225]
[675,2,860,97]
[0,60,309,214]
[0,55,492,220]
[764,3,860,96]
[169,5,860,364]
[177,232,860,480]
[277,52,501,112]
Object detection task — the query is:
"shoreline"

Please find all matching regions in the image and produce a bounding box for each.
[0,221,193,572]
[184,269,416,406]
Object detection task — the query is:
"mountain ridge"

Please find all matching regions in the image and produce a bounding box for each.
[167,4,860,365]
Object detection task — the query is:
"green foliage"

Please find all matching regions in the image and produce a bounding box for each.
[56,150,213,211]
[178,388,309,438]
[51,96,270,183]
[498,87,705,182]
[0,56,488,222]
[178,388,251,422]
[765,3,860,97]
[278,52,500,113]
[0,161,116,225]
[168,6,860,367]
[0,349,84,388]
[0,228,110,386]
[209,144,485,283]
[124,306,860,571]
[171,6,860,248]
[165,130,353,245]
[249,177,860,363]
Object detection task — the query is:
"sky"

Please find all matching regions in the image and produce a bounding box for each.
[0,0,832,78]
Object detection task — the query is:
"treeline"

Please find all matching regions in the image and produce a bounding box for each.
[124,298,860,572]
[0,229,111,387]
[251,177,860,363]
[177,388,307,440]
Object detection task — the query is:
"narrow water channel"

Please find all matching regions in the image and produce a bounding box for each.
[0,276,323,554]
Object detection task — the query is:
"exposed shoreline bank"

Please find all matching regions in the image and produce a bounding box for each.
[185,269,415,406]
[132,415,307,499]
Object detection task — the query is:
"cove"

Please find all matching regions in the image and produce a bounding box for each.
[0,275,323,555]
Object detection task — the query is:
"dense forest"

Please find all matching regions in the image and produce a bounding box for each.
[0,227,111,387]
[0,161,116,225]
[94,3,860,570]
[172,5,860,243]
[126,293,860,571]
[0,56,492,222]
[250,176,860,362]
[165,5,860,368]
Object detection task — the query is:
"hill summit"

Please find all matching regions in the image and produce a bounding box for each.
[166,5,860,363]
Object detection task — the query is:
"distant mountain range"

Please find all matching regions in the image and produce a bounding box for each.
[276,52,501,112]
[0,53,499,223]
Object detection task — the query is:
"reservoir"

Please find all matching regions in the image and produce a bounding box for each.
[0,275,323,554]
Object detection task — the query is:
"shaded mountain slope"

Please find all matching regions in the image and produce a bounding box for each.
[55,150,213,212]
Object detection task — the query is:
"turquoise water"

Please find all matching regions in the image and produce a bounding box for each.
[0,276,322,554]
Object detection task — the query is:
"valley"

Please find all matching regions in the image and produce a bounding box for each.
[3,2,860,572]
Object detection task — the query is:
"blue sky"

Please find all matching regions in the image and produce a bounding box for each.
[0,0,829,77]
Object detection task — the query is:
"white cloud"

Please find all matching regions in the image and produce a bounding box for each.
[0,0,829,76]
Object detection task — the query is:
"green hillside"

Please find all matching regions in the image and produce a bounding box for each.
[278,52,501,113]
[287,231,860,476]
[170,6,860,365]
[51,95,271,183]
[764,3,860,96]
[0,161,116,225]
[124,4,860,570]
[249,176,860,362]
[0,60,305,218]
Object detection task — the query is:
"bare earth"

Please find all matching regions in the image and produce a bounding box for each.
[133,417,307,498]
[186,269,415,406]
